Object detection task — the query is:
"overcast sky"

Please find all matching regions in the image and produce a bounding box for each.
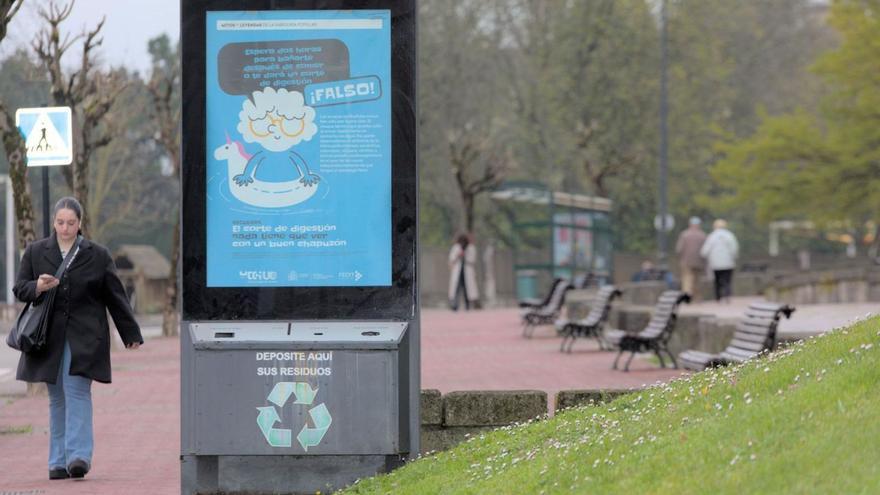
[2,0,179,75]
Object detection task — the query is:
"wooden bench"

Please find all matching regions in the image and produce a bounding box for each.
[519,278,565,309]
[522,279,572,338]
[556,285,622,352]
[678,302,795,370]
[610,290,691,371]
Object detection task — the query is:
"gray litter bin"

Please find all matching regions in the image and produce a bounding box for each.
[181,321,411,492]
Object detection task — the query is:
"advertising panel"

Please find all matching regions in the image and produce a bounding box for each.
[206,10,391,287]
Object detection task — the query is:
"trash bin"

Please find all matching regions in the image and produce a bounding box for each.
[181,321,411,493]
[516,269,539,301]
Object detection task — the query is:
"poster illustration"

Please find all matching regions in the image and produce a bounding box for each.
[206,10,391,287]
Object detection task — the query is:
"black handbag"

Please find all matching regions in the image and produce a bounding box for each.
[6,237,81,353]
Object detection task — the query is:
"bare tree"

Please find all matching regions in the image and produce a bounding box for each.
[0,0,37,250]
[146,34,180,337]
[574,119,645,198]
[31,0,127,235]
[448,128,508,233]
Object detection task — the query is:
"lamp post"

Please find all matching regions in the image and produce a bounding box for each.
[657,0,670,263]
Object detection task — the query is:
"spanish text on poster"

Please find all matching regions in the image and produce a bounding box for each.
[206,10,391,287]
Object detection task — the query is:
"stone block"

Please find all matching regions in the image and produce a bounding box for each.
[565,289,596,320]
[619,281,667,306]
[419,426,495,455]
[610,305,652,332]
[695,316,737,353]
[554,389,637,412]
[665,313,705,356]
[442,390,547,427]
[420,389,442,426]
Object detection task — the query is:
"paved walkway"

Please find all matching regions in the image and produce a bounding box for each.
[677,297,877,339]
[0,302,873,493]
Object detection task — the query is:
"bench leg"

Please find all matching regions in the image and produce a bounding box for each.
[655,348,667,368]
[623,351,636,372]
[612,349,624,370]
[665,348,678,369]
[559,333,569,352]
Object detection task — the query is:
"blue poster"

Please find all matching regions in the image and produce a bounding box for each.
[206,10,391,287]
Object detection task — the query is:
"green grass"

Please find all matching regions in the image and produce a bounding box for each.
[345,316,880,494]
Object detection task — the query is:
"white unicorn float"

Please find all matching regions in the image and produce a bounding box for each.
[213,135,319,208]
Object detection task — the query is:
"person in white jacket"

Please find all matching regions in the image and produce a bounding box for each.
[700,219,739,302]
[448,233,479,310]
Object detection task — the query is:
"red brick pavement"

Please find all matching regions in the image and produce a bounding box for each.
[0,336,180,495]
[421,308,687,395]
[0,308,684,494]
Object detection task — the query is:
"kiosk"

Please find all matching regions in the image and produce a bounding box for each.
[180,2,417,493]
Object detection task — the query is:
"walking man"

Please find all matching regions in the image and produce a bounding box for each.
[675,217,706,300]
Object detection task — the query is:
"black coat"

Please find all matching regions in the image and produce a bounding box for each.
[13,234,142,384]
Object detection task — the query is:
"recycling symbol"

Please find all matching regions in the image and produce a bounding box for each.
[256,382,332,451]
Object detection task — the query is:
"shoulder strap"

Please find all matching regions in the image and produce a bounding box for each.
[54,235,82,279]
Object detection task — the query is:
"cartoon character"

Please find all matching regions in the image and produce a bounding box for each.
[214,135,318,208]
[234,87,319,188]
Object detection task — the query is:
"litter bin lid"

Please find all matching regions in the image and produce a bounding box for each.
[190,321,409,350]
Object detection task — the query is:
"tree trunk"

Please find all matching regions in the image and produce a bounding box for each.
[1,105,39,395]
[161,214,179,337]
[73,154,90,237]
[1,108,37,249]
[462,194,475,233]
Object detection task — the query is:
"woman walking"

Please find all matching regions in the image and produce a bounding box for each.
[700,219,739,303]
[13,197,142,480]
[447,233,479,311]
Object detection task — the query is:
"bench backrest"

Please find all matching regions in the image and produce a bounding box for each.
[720,302,795,363]
[580,285,622,326]
[573,272,595,290]
[539,278,572,314]
[533,277,565,307]
[637,290,691,341]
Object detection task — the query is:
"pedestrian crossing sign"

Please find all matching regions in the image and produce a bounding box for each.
[14,106,73,166]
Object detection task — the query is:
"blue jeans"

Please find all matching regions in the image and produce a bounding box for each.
[47,340,93,469]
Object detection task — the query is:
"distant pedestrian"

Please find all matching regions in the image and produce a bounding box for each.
[631,260,656,282]
[700,219,739,302]
[447,232,479,311]
[675,217,707,300]
[12,197,142,480]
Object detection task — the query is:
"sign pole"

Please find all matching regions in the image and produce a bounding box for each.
[40,102,50,238]
[42,167,49,238]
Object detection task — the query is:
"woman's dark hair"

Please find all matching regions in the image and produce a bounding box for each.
[456,233,469,248]
[53,196,83,221]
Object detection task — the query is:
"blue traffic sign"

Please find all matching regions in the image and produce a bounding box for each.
[15,106,73,166]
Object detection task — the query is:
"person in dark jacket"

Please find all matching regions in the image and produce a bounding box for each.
[13,197,142,481]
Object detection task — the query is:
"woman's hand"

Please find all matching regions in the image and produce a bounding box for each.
[35,274,59,294]
[125,342,141,350]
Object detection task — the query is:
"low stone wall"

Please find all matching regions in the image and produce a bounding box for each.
[616,272,768,306]
[420,390,546,454]
[419,389,637,454]
[606,305,734,357]
[765,268,880,305]
[554,389,637,412]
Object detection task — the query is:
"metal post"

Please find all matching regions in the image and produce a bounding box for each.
[42,167,50,238]
[657,0,669,263]
[40,102,50,238]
